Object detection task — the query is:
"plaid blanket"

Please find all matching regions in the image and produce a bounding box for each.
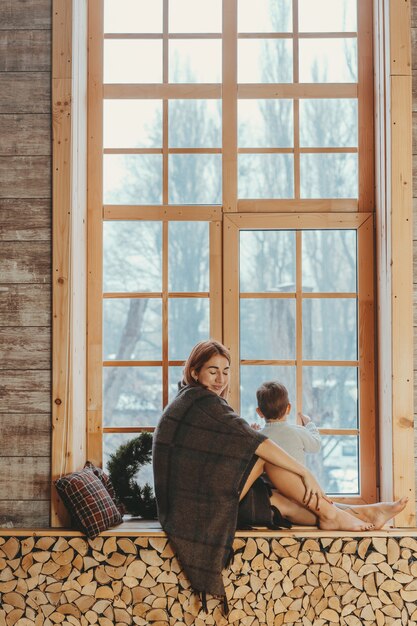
[152,385,266,597]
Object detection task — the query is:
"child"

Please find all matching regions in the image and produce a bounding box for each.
[255,381,321,465]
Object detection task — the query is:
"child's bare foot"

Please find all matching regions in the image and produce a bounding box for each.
[347,497,408,530]
[319,505,374,532]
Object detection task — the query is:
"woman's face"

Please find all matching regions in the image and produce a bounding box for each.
[193,354,230,396]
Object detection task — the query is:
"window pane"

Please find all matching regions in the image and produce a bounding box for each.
[238,40,293,83]
[238,0,292,33]
[240,299,296,360]
[103,221,162,292]
[104,0,163,33]
[240,366,296,424]
[169,298,209,360]
[103,367,162,427]
[299,0,357,32]
[239,154,294,199]
[169,366,184,403]
[240,230,296,292]
[169,40,222,83]
[169,155,221,204]
[104,100,162,149]
[307,435,359,495]
[169,222,209,292]
[238,100,293,148]
[300,154,357,199]
[303,298,357,361]
[303,366,358,429]
[103,299,161,361]
[299,99,358,148]
[169,100,221,148]
[299,39,357,83]
[104,155,162,204]
[104,41,162,83]
[103,433,155,490]
[169,0,222,32]
[302,230,357,292]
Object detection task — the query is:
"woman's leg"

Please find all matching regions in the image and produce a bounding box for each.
[264,463,374,531]
[337,498,408,529]
[239,458,374,530]
[239,458,318,525]
[240,457,407,529]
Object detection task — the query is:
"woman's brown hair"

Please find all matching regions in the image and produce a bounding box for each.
[181,340,231,398]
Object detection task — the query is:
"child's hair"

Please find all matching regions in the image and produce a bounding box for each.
[256,381,289,420]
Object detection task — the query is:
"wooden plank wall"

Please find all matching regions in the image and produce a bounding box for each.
[413,1,417,518]
[0,0,52,526]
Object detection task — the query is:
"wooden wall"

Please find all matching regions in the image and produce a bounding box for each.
[0,0,416,528]
[413,1,417,517]
[0,0,52,526]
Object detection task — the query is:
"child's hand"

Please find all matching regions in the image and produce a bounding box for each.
[298,412,311,426]
[250,423,261,431]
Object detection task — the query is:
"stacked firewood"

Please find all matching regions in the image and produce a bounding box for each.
[1,534,417,625]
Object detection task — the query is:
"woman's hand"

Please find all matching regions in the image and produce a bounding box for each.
[300,470,332,511]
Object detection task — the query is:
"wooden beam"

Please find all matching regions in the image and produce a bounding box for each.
[375,0,415,525]
[391,73,414,523]
[87,0,104,468]
[52,0,88,526]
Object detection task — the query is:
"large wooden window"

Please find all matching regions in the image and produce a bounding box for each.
[87,0,375,502]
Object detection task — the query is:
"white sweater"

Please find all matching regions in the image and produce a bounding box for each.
[261,420,321,465]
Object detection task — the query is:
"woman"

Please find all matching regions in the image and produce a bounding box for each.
[153,340,407,606]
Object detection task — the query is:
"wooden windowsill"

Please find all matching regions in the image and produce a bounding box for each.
[1,519,417,538]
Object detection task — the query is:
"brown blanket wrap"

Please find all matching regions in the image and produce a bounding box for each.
[152,385,267,597]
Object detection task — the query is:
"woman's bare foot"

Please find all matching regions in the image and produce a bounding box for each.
[318,504,374,532]
[346,497,408,530]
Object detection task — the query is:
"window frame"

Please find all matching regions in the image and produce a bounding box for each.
[224,211,376,503]
[51,0,415,526]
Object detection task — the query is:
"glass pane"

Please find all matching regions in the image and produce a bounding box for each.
[169,155,221,204]
[103,367,162,427]
[299,0,357,32]
[302,230,357,292]
[169,366,184,403]
[239,154,294,199]
[303,298,357,361]
[238,40,293,83]
[240,299,296,360]
[104,0,163,33]
[103,221,162,292]
[299,99,358,148]
[240,366,296,425]
[169,100,221,148]
[104,100,162,149]
[300,154,357,199]
[104,41,162,83]
[238,0,292,33]
[299,39,357,83]
[169,222,209,292]
[169,0,222,32]
[104,155,162,204]
[240,230,296,292]
[306,435,359,495]
[169,298,210,360]
[103,433,155,491]
[238,100,293,148]
[103,299,161,361]
[169,40,222,83]
[303,366,358,429]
